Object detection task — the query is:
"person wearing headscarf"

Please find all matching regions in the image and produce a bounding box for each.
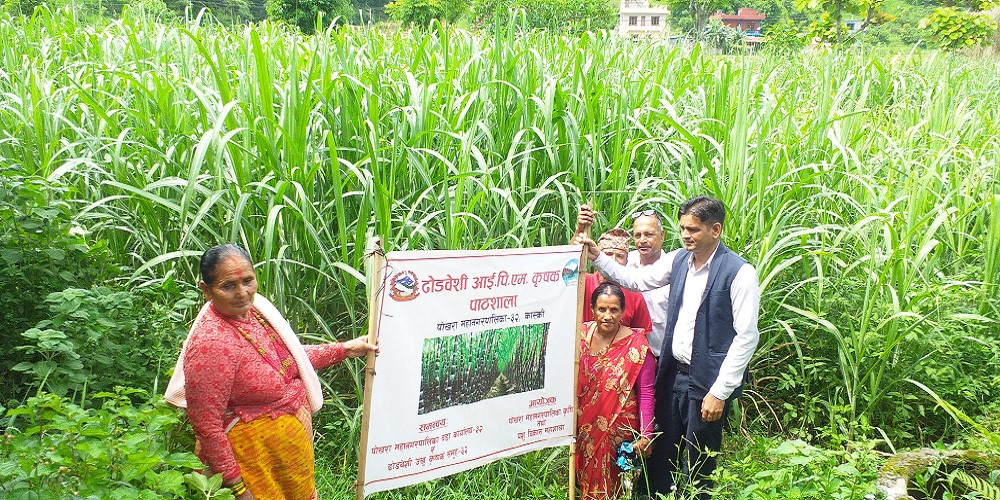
[581,229,653,331]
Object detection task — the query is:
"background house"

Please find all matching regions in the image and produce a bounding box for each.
[618,0,670,37]
[709,7,766,32]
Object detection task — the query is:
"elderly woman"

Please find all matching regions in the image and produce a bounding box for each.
[577,282,657,499]
[164,244,376,500]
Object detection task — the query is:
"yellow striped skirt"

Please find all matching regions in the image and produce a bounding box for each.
[227,405,317,500]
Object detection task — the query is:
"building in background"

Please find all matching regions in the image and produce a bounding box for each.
[844,19,865,31]
[709,7,766,33]
[618,0,670,37]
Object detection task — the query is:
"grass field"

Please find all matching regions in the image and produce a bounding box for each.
[1,5,998,498]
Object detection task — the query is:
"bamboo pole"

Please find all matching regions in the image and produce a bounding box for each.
[568,203,593,500]
[356,236,385,500]
[569,243,589,500]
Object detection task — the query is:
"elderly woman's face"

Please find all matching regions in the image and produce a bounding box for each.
[601,247,628,266]
[592,293,623,336]
[200,255,257,319]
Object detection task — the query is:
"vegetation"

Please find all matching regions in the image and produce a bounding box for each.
[386,0,466,26]
[920,6,998,49]
[265,0,353,32]
[419,324,548,413]
[471,0,616,32]
[0,389,214,498]
[1,4,998,498]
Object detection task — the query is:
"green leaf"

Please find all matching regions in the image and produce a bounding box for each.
[11,362,34,372]
[1,249,22,265]
[834,463,860,476]
[184,471,210,492]
[44,248,66,261]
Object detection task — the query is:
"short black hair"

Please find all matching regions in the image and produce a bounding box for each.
[678,196,726,228]
[200,244,253,285]
[590,282,626,310]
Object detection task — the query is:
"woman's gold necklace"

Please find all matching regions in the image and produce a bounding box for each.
[589,324,621,356]
[232,310,293,376]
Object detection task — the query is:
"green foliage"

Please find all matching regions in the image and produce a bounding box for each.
[702,18,744,53]
[805,12,849,42]
[0,389,204,498]
[471,0,616,33]
[265,0,351,32]
[188,0,252,24]
[2,0,42,15]
[908,459,1000,500]
[742,0,796,31]
[0,169,116,401]
[794,0,887,43]
[716,438,881,499]
[184,470,239,499]
[386,0,466,26]
[123,0,176,19]
[1,4,999,468]
[853,0,931,47]
[952,469,1000,500]
[763,18,807,53]
[920,7,997,50]
[660,0,733,36]
[12,286,191,401]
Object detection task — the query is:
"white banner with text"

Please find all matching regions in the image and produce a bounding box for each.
[360,245,582,497]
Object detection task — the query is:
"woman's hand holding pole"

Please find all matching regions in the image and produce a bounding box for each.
[343,336,379,359]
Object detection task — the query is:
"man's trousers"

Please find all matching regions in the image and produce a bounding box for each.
[640,369,731,500]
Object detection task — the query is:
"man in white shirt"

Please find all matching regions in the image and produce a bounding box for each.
[576,196,760,499]
[576,209,669,352]
[627,210,670,358]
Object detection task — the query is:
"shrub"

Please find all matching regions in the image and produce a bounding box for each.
[11,285,193,401]
[0,389,208,498]
[764,18,808,53]
[919,7,997,49]
[386,0,466,26]
[0,168,116,401]
[265,0,351,32]
[2,0,40,14]
[123,0,175,18]
[471,0,616,33]
[715,438,882,499]
[703,18,744,53]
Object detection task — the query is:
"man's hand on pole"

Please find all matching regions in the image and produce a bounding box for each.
[573,233,600,260]
[573,204,599,261]
[576,204,596,235]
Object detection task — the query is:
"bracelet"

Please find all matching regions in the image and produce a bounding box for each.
[230,480,247,496]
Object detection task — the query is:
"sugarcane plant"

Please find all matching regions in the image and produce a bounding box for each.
[418,323,551,414]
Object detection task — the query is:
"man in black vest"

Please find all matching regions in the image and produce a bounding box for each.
[576,196,760,499]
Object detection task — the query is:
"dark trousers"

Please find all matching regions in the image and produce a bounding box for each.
[639,370,730,500]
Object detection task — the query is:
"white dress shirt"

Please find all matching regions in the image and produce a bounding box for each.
[594,245,760,401]
[627,250,670,357]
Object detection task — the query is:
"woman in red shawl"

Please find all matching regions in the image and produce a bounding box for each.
[577,282,657,499]
[164,244,377,499]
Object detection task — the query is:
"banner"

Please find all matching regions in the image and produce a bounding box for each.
[359,245,583,497]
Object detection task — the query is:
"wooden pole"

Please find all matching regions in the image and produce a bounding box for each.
[569,242,590,500]
[356,236,385,500]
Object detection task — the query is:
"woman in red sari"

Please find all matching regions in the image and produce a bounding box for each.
[577,282,657,499]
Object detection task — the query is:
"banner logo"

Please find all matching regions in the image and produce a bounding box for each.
[561,259,579,286]
[389,271,420,301]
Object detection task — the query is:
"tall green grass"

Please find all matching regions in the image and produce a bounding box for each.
[2,2,999,459]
